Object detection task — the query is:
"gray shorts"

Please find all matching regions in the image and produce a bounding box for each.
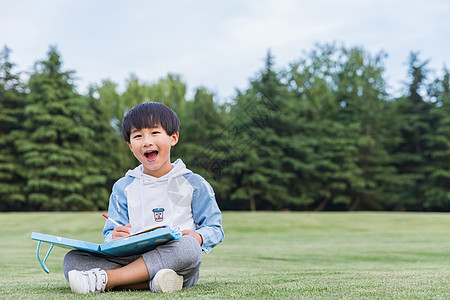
[63,235,202,288]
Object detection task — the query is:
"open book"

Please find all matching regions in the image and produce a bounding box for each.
[31,225,181,273]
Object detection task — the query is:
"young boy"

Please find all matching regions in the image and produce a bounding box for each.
[63,102,224,294]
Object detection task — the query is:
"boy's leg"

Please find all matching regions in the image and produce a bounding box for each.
[65,235,202,291]
[105,257,149,290]
[142,235,202,288]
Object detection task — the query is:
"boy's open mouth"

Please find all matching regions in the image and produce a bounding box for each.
[144,150,158,161]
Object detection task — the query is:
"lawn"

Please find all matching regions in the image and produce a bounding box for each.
[0,211,449,299]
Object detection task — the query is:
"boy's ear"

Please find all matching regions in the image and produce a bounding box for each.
[127,142,133,151]
[170,132,179,146]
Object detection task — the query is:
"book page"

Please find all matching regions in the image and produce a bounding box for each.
[129,225,168,237]
[109,225,169,241]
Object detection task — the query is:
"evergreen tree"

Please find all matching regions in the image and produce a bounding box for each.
[180,88,229,203]
[19,47,107,210]
[389,52,435,210]
[286,44,355,211]
[225,51,298,210]
[0,46,26,210]
[286,44,395,211]
[421,67,450,210]
[334,46,396,210]
[82,87,125,209]
[181,88,221,169]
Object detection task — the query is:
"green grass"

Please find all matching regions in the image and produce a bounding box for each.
[1,211,449,299]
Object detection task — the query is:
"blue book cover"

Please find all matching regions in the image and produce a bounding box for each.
[31,232,103,254]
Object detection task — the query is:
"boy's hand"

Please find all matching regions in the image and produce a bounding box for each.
[112,223,131,239]
[181,229,203,245]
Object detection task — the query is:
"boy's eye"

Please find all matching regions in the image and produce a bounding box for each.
[152,131,160,135]
[133,134,142,139]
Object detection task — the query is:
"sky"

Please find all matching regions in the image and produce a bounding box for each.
[1,0,449,102]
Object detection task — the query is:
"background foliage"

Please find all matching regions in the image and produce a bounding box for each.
[0,43,449,211]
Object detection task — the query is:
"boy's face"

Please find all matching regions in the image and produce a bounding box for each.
[127,125,179,178]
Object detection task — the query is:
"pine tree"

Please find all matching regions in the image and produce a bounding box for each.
[334,46,396,210]
[389,52,435,210]
[181,88,221,169]
[286,43,343,210]
[421,67,450,210]
[0,46,27,210]
[225,51,298,210]
[285,43,396,211]
[81,87,126,209]
[20,47,106,210]
[179,87,230,205]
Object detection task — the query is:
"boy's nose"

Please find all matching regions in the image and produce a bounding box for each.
[143,137,154,147]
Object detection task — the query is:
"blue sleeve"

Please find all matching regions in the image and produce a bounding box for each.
[102,177,132,242]
[187,174,224,253]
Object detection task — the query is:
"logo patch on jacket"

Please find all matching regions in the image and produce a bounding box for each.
[152,208,164,222]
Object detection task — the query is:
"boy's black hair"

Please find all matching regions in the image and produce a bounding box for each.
[122,102,180,142]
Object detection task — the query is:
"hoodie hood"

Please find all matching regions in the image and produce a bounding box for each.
[125,158,192,184]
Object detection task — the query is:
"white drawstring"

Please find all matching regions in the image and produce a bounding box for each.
[140,167,145,230]
[167,170,175,228]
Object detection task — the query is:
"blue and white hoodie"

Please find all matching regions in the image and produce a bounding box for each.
[103,159,224,253]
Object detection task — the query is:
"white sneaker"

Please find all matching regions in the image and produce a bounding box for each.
[150,269,183,293]
[68,268,108,294]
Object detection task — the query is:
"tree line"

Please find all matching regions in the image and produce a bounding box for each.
[0,44,449,212]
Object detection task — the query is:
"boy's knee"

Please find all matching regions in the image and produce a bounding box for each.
[164,235,202,270]
[180,235,202,268]
[63,250,80,281]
